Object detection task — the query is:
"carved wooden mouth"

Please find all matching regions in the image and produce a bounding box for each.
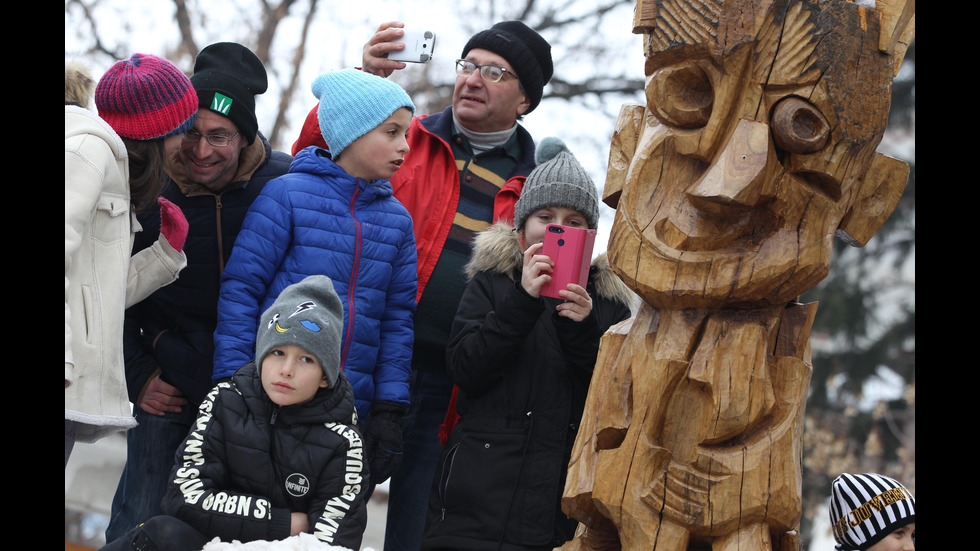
[651,197,777,253]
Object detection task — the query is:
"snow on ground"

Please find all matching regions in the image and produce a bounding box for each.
[201,532,369,551]
[65,432,388,550]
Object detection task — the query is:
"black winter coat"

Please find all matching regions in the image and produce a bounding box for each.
[123,134,292,405]
[423,224,633,550]
[161,362,368,548]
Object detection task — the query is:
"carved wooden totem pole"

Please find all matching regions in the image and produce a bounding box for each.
[560,1,914,550]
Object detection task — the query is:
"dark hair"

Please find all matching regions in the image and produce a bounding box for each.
[122,138,166,213]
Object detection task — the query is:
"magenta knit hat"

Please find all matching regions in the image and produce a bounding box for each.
[95,53,198,141]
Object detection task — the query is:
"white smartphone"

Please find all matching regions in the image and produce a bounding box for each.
[384,30,437,63]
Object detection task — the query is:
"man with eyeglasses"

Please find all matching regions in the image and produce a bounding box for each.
[104,42,292,545]
[357,19,552,551]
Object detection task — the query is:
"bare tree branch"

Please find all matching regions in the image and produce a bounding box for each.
[254,0,300,64]
[66,0,123,59]
[269,0,319,146]
[545,76,643,100]
[172,0,199,60]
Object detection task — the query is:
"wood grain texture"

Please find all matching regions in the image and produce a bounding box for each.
[560,0,913,549]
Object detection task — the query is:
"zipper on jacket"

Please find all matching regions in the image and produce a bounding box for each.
[437,442,461,522]
[268,405,287,507]
[339,182,362,370]
[215,193,226,273]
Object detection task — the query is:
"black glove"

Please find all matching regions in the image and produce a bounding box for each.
[362,401,407,484]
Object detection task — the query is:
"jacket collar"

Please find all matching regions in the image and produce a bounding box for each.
[234,361,357,426]
[465,223,638,307]
[420,106,538,179]
[289,146,394,200]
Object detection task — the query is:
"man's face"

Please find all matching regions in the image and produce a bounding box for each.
[178,109,246,192]
[452,48,530,133]
[605,0,905,309]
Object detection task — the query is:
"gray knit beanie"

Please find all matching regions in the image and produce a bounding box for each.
[514,137,599,230]
[313,69,415,158]
[829,472,915,550]
[255,275,345,388]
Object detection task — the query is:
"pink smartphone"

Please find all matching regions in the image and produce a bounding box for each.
[539,224,597,299]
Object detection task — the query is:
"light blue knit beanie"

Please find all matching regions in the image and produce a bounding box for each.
[312,69,415,157]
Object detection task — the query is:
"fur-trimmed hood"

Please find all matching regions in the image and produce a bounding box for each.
[65,60,96,107]
[465,223,638,309]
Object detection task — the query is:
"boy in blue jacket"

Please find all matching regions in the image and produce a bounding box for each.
[101,276,368,550]
[212,69,418,484]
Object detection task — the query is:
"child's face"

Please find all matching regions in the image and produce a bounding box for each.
[335,107,412,181]
[519,206,589,250]
[867,523,915,551]
[260,344,328,406]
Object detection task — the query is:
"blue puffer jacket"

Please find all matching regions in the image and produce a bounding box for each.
[212,146,418,425]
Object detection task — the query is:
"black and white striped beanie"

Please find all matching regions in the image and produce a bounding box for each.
[830,472,915,550]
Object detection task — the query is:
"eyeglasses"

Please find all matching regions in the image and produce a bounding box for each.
[182,129,240,147]
[455,59,517,83]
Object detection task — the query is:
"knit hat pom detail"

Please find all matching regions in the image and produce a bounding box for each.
[95,53,198,141]
[514,136,599,230]
[534,136,569,166]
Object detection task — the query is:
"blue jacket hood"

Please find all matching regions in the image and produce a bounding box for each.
[290,146,394,202]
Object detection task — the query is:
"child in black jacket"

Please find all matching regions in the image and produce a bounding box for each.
[101,275,367,551]
[422,138,635,550]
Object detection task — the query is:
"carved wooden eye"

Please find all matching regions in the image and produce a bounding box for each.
[770,96,830,153]
[646,63,713,128]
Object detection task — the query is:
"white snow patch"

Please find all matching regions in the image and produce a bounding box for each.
[201,533,373,551]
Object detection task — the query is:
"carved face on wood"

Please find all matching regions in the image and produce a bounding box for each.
[605,0,910,309]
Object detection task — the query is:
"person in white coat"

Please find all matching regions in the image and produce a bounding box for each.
[65,55,196,465]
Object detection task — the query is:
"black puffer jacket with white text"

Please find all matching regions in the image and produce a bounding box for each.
[161,362,368,548]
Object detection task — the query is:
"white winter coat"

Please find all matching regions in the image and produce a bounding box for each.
[65,105,187,443]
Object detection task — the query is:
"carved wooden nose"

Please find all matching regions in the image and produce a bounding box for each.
[688,119,775,212]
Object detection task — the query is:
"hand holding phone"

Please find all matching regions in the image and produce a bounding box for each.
[520,242,553,298]
[383,30,437,63]
[555,282,593,321]
[539,224,597,300]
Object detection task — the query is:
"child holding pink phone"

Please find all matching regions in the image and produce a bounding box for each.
[422,138,635,550]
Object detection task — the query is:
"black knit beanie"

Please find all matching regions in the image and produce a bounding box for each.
[191,42,267,145]
[461,21,553,114]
